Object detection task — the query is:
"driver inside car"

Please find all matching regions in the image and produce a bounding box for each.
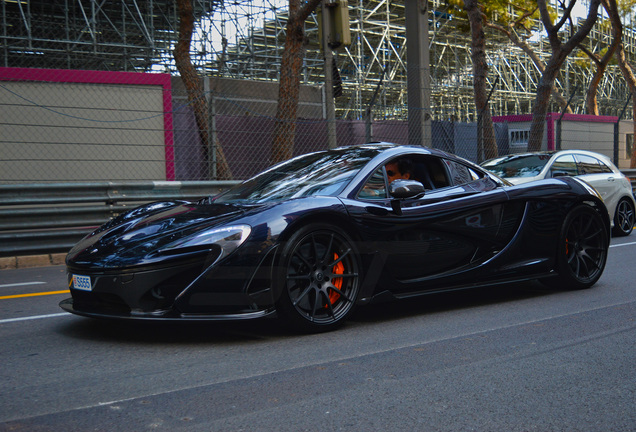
[385,158,413,183]
[359,157,415,199]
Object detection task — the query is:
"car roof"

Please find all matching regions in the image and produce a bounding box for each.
[483,149,614,165]
[336,142,486,198]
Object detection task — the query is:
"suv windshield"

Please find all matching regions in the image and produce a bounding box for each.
[213,147,381,204]
[482,153,553,178]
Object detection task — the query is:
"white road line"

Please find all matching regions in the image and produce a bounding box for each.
[0,313,69,324]
[610,241,636,248]
[0,281,46,289]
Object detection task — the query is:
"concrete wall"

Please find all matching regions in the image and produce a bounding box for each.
[0,67,173,183]
[494,113,632,169]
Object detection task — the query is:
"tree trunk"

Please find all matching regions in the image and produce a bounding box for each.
[528,60,562,151]
[617,51,636,167]
[579,5,619,116]
[271,0,322,164]
[527,0,600,152]
[486,20,572,114]
[464,0,497,160]
[605,0,636,168]
[584,57,604,116]
[173,0,232,179]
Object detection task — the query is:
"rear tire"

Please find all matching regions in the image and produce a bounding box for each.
[544,205,608,290]
[612,198,634,237]
[275,224,361,333]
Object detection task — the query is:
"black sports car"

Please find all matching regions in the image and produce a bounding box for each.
[60,143,610,332]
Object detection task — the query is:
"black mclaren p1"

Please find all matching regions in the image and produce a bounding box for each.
[60,143,611,332]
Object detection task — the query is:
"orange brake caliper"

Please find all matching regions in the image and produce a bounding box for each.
[327,253,344,306]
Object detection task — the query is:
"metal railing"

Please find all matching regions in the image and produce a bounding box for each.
[0,181,239,258]
[624,169,636,198]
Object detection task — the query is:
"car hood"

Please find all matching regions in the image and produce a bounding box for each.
[67,200,256,268]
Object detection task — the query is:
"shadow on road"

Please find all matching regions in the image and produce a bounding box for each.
[351,280,554,324]
[55,280,558,344]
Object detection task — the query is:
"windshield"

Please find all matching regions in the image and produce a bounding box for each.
[482,153,553,178]
[213,147,382,204]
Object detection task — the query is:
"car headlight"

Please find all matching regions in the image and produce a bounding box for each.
[158,225,252,260]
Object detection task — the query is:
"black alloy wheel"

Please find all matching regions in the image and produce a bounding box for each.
[612,198,635,237]
[276,224,361,333]
[545,205,609,290]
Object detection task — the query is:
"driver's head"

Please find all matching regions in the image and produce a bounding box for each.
[385,158,412,183]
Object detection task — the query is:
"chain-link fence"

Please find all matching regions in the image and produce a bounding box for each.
[2,66,632,184]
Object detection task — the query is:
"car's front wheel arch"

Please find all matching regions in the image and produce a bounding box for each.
[543,203,609,290]
[273,222,363,333]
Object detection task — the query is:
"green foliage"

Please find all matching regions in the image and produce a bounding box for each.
[445,0,546,34]
[484,0,541,29]
[617,0,636,19]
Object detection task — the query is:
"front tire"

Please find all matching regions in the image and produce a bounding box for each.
[545,204,608,290]
[275,224,361,333]
[612,198,634,237]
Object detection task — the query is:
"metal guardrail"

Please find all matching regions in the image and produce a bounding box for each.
[624,169,636,193]
[0,181,239,258]
[1,171,635,259]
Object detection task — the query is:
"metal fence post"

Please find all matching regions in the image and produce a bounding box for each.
[405,0,431,147]
[365,68,385,143]
[321,0,337,150]
[204,78,217,180]
[615,94,631,166]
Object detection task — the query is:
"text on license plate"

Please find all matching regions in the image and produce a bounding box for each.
[73,274,92,291]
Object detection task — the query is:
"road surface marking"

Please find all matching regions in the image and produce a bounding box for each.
[0,313,69,324]
[0,281,46,289]
[0,290,69,300]
[609,241,636,248]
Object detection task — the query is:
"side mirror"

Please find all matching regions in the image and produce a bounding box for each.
[389,180,425,215]
[389,180,425,199]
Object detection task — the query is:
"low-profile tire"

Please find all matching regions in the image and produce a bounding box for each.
[275,223,361,333]
[612,198,634,237]
[543,204,608,290]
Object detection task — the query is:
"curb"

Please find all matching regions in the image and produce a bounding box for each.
[0,253,67,270]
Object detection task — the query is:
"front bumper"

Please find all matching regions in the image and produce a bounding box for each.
[63,256,276,320]
[59,297,275,321]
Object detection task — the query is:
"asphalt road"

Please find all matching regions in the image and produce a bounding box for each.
[1,237,635,431]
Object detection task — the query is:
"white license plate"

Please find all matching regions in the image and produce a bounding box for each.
[72,274,92,291]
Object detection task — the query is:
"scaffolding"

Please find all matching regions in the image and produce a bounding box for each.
[194,0,635,121]
[1,0,220,71]
[1,0,633,119]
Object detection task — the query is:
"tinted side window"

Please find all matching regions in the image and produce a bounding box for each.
[444,159,482,186]
[597,160,613,174]
[550,155,578,177]
[359,168,387,200]
[576,154,609,174]
[417,157,450,189]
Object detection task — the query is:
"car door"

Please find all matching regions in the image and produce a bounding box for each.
[573,153,618,206]
[350,155,521,292]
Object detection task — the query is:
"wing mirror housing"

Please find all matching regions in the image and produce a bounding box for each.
[389,180,425,215]
[389,180,425,199]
